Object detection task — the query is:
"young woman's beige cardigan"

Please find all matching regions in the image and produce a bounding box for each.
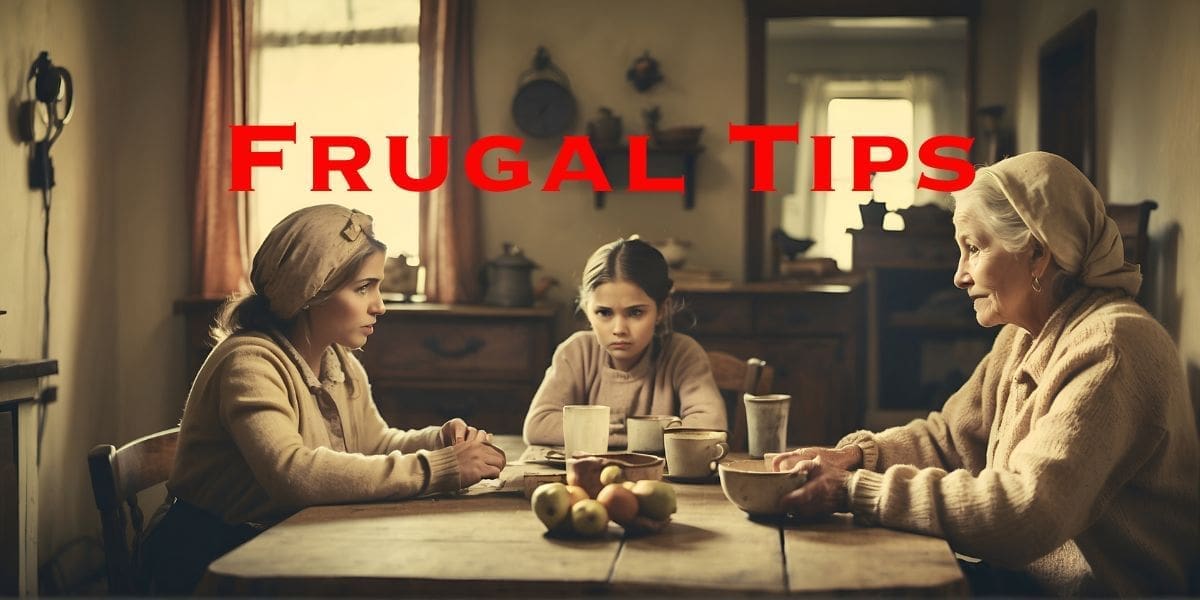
[168,331,461,525]
[841,288,1198,596]
[523,331,727,447]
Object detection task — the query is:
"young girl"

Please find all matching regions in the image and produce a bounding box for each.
[522,238,727,448]
[144,205,505,593]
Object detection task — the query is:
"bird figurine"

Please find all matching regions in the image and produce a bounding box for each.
[771,228,816,260]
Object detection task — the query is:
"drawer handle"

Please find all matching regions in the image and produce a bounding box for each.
[422,336,485,359]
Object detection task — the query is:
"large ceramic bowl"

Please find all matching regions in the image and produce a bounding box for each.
[718,459,807,517]
[567,452,665,499]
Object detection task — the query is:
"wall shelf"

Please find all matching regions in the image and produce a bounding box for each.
[593,145,702,210]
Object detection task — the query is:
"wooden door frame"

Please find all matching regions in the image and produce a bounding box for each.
[1038,9,1097,183]
[744,0,980,281]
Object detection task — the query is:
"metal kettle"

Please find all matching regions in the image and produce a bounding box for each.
[483,243,538,307]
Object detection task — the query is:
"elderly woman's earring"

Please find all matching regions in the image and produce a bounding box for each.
[1032,276,1043,293]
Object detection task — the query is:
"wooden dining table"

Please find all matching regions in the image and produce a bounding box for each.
[200,437,966,596]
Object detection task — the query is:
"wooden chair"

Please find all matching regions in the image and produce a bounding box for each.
[1106,199,1157,268]
[87,427,179,595]
[707,351,774,452]
[1105,200,1156,305]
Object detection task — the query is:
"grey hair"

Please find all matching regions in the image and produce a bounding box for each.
[951,174,1036,254]
[952,173,1078,301]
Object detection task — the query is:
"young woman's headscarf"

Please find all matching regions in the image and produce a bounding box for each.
[976,151,1141,296]
[250,205,378,319]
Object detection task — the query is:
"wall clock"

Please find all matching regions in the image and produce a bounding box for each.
[511,47,577,138]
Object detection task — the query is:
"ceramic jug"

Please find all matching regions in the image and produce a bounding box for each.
[483,243,538,307]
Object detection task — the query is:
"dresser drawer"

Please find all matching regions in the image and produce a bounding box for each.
[360,319,542,382]
[754,295,854,335]
[675,294,752,335]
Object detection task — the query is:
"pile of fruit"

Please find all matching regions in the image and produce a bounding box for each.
[530,466,677,538]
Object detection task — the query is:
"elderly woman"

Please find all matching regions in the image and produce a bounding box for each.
[773,152,1197,596]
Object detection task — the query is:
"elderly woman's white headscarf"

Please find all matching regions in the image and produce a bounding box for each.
[975,151,1141,297]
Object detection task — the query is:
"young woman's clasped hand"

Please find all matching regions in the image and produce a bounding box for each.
[771,445,863,518]
[445,422,506,488]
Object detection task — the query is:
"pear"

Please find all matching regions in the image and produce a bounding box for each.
[631,480,677,521]
[531,483,571,531]
[599,464,625,486]
[570,499,610,537]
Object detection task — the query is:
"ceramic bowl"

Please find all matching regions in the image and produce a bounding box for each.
[567,452,665,499]
[718,459,807,517]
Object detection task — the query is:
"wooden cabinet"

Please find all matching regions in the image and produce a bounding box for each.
[176,300,555,435]
[0,359,57,597]
[356,304,555,434]
[673,280,865,446]
[850,226,997,430]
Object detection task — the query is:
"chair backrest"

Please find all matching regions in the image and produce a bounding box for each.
[87,427,179,595]
[1106,200,1156,268]
[707,351,774,452]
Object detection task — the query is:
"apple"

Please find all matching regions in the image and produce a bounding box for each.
[565,484,590,505]
[596,483,638,526]
[631,480,677,521]
[570,499,610,537]
[599,465,625,486]
[531,483,571,531]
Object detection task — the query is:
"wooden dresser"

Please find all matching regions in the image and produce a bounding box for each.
[176,299,555,435]
[356,304,555,434]
[673,278,865,446]
[850,226,997,430]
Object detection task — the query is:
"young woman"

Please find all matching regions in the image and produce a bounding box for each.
[522,238,727,448]
[143,205,505,593]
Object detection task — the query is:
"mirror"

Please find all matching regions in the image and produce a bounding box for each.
[745,3,978,280]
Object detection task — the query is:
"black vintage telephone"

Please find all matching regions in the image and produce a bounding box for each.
[18,51,75,190]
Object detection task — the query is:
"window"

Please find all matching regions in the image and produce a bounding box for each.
[822,96,914,268]
[250,0,420,259]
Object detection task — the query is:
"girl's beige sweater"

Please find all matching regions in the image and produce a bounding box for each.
[523,331,727,447]
[169,331,460,525]
[841,288,1198,596]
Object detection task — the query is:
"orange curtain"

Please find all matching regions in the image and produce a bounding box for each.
[419,0,482,304]
[186,0,252,296]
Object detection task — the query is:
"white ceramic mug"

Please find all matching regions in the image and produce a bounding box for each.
[563,405,610,457]
[626,415,683,454]
[744,394,791,458]
[664,430,729,479]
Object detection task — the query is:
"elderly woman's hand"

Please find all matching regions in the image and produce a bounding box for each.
[440,418,478,446]
[772,445,863,473]
[778,456,853,518]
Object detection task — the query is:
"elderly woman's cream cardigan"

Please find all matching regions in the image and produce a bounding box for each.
[169,331,461,525]
[842,288,1198,596]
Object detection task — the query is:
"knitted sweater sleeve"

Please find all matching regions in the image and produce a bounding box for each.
[522,335,588,446]
[845,325,1166,567]
[218,348,461,510]
[838,348,993,473]
[669,335,728,430]
[341,350,445,455]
